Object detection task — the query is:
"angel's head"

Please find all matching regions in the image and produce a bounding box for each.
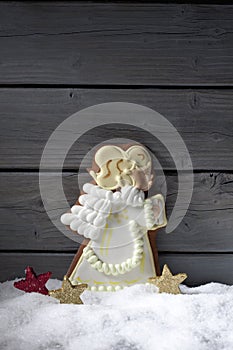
[89,144,153,191]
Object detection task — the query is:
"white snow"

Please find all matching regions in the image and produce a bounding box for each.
[1,279,233,350]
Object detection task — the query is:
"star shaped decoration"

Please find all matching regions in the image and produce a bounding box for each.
[148,264,187,294]
[49,276,88,304]
[14,266,52,295]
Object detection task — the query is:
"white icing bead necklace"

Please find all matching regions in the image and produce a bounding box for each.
[83,220,145,276]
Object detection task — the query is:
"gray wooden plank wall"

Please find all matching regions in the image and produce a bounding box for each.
[0,2,233,285]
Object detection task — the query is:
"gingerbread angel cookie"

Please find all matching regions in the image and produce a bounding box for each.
[61,145,167,291]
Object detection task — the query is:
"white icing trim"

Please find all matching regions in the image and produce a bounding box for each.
[83,220,145,276]
[88,285,123,292]
[144,199,155,229]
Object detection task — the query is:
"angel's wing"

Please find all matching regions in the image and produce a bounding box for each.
[60,183,112,240]
[144,194,167,230]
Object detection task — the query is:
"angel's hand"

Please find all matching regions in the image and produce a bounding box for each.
[121,185,144,207]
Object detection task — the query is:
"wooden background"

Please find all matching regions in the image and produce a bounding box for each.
[0,1,233,285]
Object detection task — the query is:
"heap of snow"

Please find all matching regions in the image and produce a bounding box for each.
[1,279,233,350]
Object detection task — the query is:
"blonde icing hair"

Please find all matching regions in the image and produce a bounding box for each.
[89,145,152,190]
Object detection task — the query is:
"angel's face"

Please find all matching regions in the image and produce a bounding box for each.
[131,166,154,192]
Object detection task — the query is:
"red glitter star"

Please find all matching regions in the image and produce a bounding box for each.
[14,266,52,295]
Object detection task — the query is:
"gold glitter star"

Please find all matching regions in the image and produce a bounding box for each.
[148,264,187,295]
[49,276,87,304]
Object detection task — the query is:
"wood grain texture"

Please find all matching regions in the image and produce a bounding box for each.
[0,2,233,287]
[1,252,233,286]
[0,88,233,170]
[0,172,233,252]
[0,2,233,85]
